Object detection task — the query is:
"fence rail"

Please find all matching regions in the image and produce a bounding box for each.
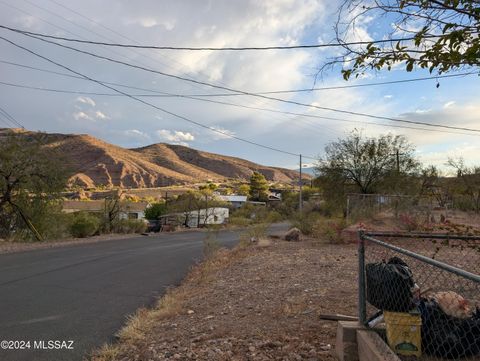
[358,231,480,360]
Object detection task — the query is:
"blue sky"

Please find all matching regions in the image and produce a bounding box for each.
[0,0,478,172]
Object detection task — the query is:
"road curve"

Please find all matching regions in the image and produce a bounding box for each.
[0,224,288,361]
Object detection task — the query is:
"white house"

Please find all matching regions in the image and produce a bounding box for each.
[182,207,229,228]
[63,200,149,220]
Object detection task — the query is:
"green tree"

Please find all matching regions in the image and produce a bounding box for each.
[331,0,479,79]
[144,202,167,220]
[169,190,227,227]
[237,184,250,196]
[249,172,269,201]
[199,182,217,191]
[447,157,480,212]
[70,212,100,238]
[317,131,419,195]
[0,131,67,240]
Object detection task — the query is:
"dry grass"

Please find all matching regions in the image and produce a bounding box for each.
[89,238,357,361]
[90,244,250,361]
[90,344,120,361]
[117,289,187,343]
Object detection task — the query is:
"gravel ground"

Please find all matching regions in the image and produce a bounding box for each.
[91,239,358,361]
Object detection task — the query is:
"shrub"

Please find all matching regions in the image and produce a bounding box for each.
[144,202,167,220]
[265,210,283,223]
[398,213,420,231]
[312,218,347,243]
[291,212,323,235]
[70,212,100,238]
[114,219,147,234]
[203,229,220,258]
[247,222,268,240]
[228,216,252,227]
[231,204,283,226]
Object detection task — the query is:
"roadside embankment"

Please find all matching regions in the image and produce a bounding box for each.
[91,236,358,361]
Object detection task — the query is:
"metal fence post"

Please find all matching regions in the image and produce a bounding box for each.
[358,230,367,326]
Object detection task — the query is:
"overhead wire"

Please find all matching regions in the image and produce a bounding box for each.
[0,24,450,51]
[0,78,477,137]
[0,59,475,96]
[22,0,272,106]
[0,34,318,160]
[6,29,480,135]
[0,0,212,95]
[0,105,23,128]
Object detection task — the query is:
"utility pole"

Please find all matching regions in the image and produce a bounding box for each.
[396,149,400,173]
[299,154,303,212]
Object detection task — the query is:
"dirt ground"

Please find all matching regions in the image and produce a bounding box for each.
[90,239,358,361]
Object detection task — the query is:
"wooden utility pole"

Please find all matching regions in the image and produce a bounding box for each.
[396,149,400,173]
[299,154,303,212]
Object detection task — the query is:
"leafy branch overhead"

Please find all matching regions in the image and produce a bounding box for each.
[331,0,479,79]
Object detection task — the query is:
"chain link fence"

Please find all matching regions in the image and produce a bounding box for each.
[346,193,446,223]
[358,231,480,360]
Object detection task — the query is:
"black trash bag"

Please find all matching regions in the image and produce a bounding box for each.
[419,299,480,359]
[366,256,414,312]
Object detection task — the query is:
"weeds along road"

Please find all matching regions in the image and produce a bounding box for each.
[0,223,289,361]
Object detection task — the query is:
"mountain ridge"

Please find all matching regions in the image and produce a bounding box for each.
[0,128,307,188]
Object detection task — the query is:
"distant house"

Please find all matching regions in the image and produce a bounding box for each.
[268,194,282,202]
[63,200,149,220]
[181,207,229,228]
[219,195,248,209]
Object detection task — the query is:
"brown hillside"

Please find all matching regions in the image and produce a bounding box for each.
[0,128,307,188]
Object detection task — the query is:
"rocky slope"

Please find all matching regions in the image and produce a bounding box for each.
[0,128,305,188]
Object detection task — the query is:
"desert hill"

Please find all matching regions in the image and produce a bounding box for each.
[0,128,306,188]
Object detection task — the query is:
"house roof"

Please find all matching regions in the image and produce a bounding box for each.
[219,195,248,202]
[63,200,149,212]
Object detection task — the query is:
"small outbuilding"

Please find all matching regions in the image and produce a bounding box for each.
[219,195,248,209]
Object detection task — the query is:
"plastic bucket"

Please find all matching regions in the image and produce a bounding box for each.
[384,310,422,357]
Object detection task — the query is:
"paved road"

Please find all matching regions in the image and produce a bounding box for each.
[0,224,288,361]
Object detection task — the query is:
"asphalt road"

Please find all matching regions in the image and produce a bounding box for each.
[0,224,288,361]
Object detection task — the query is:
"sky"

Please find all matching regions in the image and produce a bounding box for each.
[0,0,478,171]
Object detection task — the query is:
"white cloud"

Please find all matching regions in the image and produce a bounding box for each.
[155,129,195,145]
[384,95,393,99]
[124,129,151,139]
[14,15,38,28]
[443,101,456,109]
[417,144,480,171]
[76,96,96,107]
[210,126,236,140]
[95,111,109,120]
[73,112,93,121]
[414,108,431,114]
[125,17,176,30]
[392,102,480,167]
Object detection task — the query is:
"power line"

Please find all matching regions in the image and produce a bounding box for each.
[0,59,475,96]
[0,78,477,137]
[0,35,317,160]
[11,1,276,103]
[0,105,23,128]
[9,30,480,135]
[1,0,212,97]
[0,24,447,51]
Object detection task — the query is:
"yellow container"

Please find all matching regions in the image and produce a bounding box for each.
[384,310,422,357]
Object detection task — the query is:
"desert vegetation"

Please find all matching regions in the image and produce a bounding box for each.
[2,127,480,243]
